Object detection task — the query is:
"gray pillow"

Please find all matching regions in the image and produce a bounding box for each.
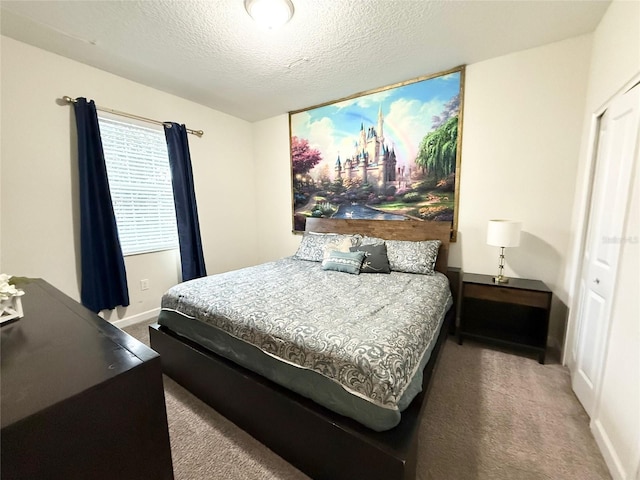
[350,243,391,274]
[385,239,441,275]
[294,233,360,262]
[321,250,366,274]
[361,236,384,245]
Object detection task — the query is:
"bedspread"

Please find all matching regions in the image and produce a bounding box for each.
[161,257,451,412]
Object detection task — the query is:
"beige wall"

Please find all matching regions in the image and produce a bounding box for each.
[0,36,258,323]
[563,1,640,478]
[252,114,299,263]
[455,35,591,300]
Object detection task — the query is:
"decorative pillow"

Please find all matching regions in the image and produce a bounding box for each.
[361,236,384,246]
[385,239,441,275]
[350,243,391,273]
[323,236,356,260]
[321,250,366,275]
[294,233,360,262]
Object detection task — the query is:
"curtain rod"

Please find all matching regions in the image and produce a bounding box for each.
[61,96,204,137]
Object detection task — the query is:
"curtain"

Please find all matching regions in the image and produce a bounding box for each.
[164,123,207,281]
[73,98,130,312]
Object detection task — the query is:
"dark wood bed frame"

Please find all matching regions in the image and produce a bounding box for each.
[149,219,458,480]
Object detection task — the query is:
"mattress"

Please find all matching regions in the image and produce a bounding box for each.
[158,256,452,431]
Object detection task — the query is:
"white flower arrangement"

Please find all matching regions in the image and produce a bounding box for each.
[0,274,24,323]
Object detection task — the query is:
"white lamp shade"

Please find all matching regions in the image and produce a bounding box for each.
[487,220,522,247]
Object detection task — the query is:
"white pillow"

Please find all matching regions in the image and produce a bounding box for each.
[293,232,360,262]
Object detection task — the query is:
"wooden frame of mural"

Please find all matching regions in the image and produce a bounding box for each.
[289,65,465,241]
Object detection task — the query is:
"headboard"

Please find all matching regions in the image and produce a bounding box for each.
[305,218,451,274]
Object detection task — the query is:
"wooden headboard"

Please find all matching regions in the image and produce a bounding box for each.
[305,218,450,274]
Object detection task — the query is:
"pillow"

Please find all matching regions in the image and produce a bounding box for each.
[385,239,441,275]
[323,236,356,260]
[350,243,391,273]
[294,233,360,262]
[361,236,384,246]
[321,250,366,275]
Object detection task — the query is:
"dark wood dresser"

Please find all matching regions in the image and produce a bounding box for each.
[1,279,174,480]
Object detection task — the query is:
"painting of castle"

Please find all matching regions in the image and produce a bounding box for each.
[289,66,465,237]
[334,106,400,193]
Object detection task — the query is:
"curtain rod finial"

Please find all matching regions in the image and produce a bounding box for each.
[62,96,76,104]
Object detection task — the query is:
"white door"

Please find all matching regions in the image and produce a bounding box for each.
[571,84,640,416]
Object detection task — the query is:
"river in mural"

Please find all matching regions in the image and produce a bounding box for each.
[333,204,406,221]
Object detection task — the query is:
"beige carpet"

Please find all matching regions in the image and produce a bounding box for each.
[124,321,611,480]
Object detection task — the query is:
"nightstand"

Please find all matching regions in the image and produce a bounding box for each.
[458,273,552,363]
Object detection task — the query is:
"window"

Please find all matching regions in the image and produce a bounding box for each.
[98,115,178,256]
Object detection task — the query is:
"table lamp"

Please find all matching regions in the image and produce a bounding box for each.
[487,219,522,284]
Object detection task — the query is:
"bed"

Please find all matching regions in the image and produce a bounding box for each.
[149,218,458,480]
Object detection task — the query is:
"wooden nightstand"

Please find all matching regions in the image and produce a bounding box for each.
[458,273,552,363]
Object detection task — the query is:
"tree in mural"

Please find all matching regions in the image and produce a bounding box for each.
[291,136,322,176]
[415,116,458,182]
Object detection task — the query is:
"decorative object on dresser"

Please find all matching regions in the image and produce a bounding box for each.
[486,219,522,283]
[1,279,174,480]
[458,273,552,363]
[0,274,24,325]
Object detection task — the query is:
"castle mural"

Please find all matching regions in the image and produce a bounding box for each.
[289,66,465,239]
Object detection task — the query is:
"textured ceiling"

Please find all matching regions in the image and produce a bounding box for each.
[0,0,610,122]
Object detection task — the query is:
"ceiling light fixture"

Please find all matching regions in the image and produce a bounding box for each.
[244,0,294,30]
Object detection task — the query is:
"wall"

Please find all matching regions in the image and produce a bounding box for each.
[455,35,591,313]
[0,36,258,324]
[253,35,593,352]
[253,114,300,263]
[563,1,640,478]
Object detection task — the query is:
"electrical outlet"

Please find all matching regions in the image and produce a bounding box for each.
[140,279,149,291]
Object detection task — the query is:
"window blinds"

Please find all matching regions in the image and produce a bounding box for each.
[98,116,178,256]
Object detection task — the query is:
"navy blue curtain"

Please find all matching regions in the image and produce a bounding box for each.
[73,98,130,312]
[164,123,207,281]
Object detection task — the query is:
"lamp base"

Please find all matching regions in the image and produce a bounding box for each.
[493,275,509,284]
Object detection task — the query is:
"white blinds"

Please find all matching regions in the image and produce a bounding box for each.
[98,116,178,256]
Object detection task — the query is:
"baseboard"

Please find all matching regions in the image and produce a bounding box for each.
[112,308,160,329]
[592,417,626,480]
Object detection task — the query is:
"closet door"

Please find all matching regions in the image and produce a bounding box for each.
[571,84,639,480]
[572,84,638,414]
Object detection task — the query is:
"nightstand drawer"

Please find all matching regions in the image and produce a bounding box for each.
[464,283,549,309]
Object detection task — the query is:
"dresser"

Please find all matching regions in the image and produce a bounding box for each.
[1,279,174,480]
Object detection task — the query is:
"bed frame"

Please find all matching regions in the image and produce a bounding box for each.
[149,219,457,480]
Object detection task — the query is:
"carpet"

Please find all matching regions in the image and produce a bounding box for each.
[124,321,610,480]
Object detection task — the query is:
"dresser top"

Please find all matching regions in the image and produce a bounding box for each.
[1,279,158,429]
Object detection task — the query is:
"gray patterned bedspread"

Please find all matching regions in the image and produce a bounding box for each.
[160,257,452,414]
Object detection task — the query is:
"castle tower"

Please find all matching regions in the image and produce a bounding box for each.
[345,157,352,181]
[388,147,397,182]
[377,104,384,146]
[377,105,386,190]
[335,155,342,179]
[359,149,367,184]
